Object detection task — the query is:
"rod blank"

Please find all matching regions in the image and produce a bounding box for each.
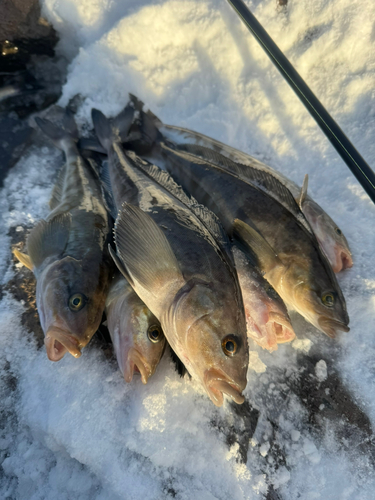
[226,0,375,204]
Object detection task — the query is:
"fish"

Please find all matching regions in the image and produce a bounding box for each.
[106,274,166,384]
[147,119,352,273]
[82,129,295,353]
[130,105,349,339]
[233,247,295,351]
[91,106,249,406]
[13,110,112,361]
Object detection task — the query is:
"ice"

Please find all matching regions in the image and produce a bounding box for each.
[2,0,375,498]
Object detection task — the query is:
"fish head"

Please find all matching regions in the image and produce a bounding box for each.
[303,200,352,272]
[245,275,295,351]
[167,281,248,407]
[285,261,350,338]
[106,281,166,384]
[36,255,110,361]
[232,247,295,351]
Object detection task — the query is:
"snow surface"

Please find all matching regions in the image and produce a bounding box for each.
[1,0,375,498]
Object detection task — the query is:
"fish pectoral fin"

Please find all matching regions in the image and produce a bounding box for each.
[27,213,71,269]
[232,219,281,273]
[35,109,78,150]
[13,249,34,270]
[114,203,183,294]
[297,174,309,210]
[108,243,134,286]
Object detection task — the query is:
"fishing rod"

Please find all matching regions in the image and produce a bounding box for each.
[226,0,375,204]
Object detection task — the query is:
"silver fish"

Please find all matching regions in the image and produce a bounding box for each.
[14,111,112,361]
[91,107,249,407]
[154,122,352,273]
[106,274,166,384]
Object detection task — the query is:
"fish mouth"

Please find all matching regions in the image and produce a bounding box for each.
[318,317,350,338]
[44,327,82,361]
[204,369,245,407]
[125,347,152,384]
[332,248,353,273]
[268,312,296,344]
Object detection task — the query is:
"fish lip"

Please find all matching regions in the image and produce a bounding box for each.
[331,247,353,273]
[204,369,245,407]
[125,347,152,384]
[318,317,350,338]
[339,251,353,272]
[268,312,296,344]
[44,327,82,361]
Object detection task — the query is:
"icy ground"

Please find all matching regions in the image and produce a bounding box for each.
[1,0,375,498]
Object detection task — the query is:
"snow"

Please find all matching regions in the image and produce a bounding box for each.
[315,360,328,382]
[1,0,375,498]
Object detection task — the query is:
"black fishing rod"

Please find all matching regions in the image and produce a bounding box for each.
[226,0,375,204]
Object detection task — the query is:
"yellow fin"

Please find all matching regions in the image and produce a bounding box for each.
[13,249,33,270]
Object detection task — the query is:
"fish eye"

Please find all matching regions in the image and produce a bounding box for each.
[147,324,163,343]
[335,227,342,236]
[221,335,239,357]
[321,292,335,307]
[68,293,86,312]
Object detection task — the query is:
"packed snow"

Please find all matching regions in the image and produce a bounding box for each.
[1,0,375,498]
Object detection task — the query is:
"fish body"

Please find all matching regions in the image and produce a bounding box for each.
[157,123,352,273]
[106,274,165,384]
[139,133,349,339]
[14,111,112,361]
[92,108,248,406]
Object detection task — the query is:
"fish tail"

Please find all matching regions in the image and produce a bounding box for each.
[127,94,163,153]
[91,109,114,152]
[35,109,78,151]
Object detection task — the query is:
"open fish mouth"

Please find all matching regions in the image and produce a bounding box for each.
[268,312,296,344]
[336,250,353,273]
[204,369,245,407]
[125,347,152,384]
[44,327,82,361]
[318,317,350,338]
[331,246,353,273]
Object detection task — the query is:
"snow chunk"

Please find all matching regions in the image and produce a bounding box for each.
[292,338,312,353]
[315,360,328,382]
[248,351,267,373]
[303,439,321,464]
[291,430,301,442]
[259,441,270,457]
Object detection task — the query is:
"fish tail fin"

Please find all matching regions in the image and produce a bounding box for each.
[127,94,163,153]
[78,137,107,155]
[91,109,114,152]
[113,102,135,142]
[35,109,78,150]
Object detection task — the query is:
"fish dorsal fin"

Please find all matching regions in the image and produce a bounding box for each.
[49,164,67,210]
[178,143,308,228]
[298,174,309,210]
[232,219,282,274]
[13,249,33,270]
[125,151,232,256]
[27,213,71,270]
[114,203,184,298]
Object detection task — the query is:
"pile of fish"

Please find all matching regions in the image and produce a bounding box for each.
[13,95,352,407]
